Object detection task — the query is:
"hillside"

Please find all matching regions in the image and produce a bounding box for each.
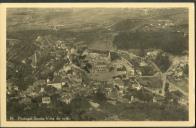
[6,8,189,121]
[7,8,188,60]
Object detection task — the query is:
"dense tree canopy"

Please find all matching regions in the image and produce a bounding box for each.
[113,31,188,55]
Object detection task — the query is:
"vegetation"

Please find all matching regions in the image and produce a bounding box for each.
[154,52,171,72]
[6,9,188,121]
[7,61,35,90]
[113,31,188,55]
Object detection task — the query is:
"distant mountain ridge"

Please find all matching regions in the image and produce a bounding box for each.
[7,8,188,62]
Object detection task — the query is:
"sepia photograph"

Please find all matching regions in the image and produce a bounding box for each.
[0,3,195,127]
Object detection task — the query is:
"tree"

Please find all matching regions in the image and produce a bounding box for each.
[140,65,155,75]
[155,52,171,72]
[84,62,92,73]
[170,90,183,104]
[183,64,188,75]
[113,31,187,55]
[8,62,35,90]
[69,96,90,120]
[136,89,153,102]
[94,87,107,102]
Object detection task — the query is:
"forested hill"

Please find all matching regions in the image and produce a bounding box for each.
[113,31,188,55]
[7,8,188,63]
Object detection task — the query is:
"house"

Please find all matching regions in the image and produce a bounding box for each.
[71,73,83,83]
[35,36,43,43]
[40,87,45,93]
[47,83,62,90]
[60,94,72,104]
[89,100,100,109]
[153,97,157,103]
[112,59,134,77]
[91,64,109,73]
[146,50,161,60]
[7,83,19,95]
[87,51,111,64]
[135,70,142,76]
[13,86,19,91]
[42,97,51,104]
[132,83,142,91]
[89,56,110,73]
[153,95,164,103]
[139,61,148,67]
[128,96,135,103]
[70,47,77,55]
[127,68,135,76]
[81,49,89,57]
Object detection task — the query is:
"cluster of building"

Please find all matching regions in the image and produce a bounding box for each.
[167,61,188,80]
[28,42,142,105]
[9,37,186,109]
[143,20,175,32]
[85,49,135,81]
[145,49,162,61]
